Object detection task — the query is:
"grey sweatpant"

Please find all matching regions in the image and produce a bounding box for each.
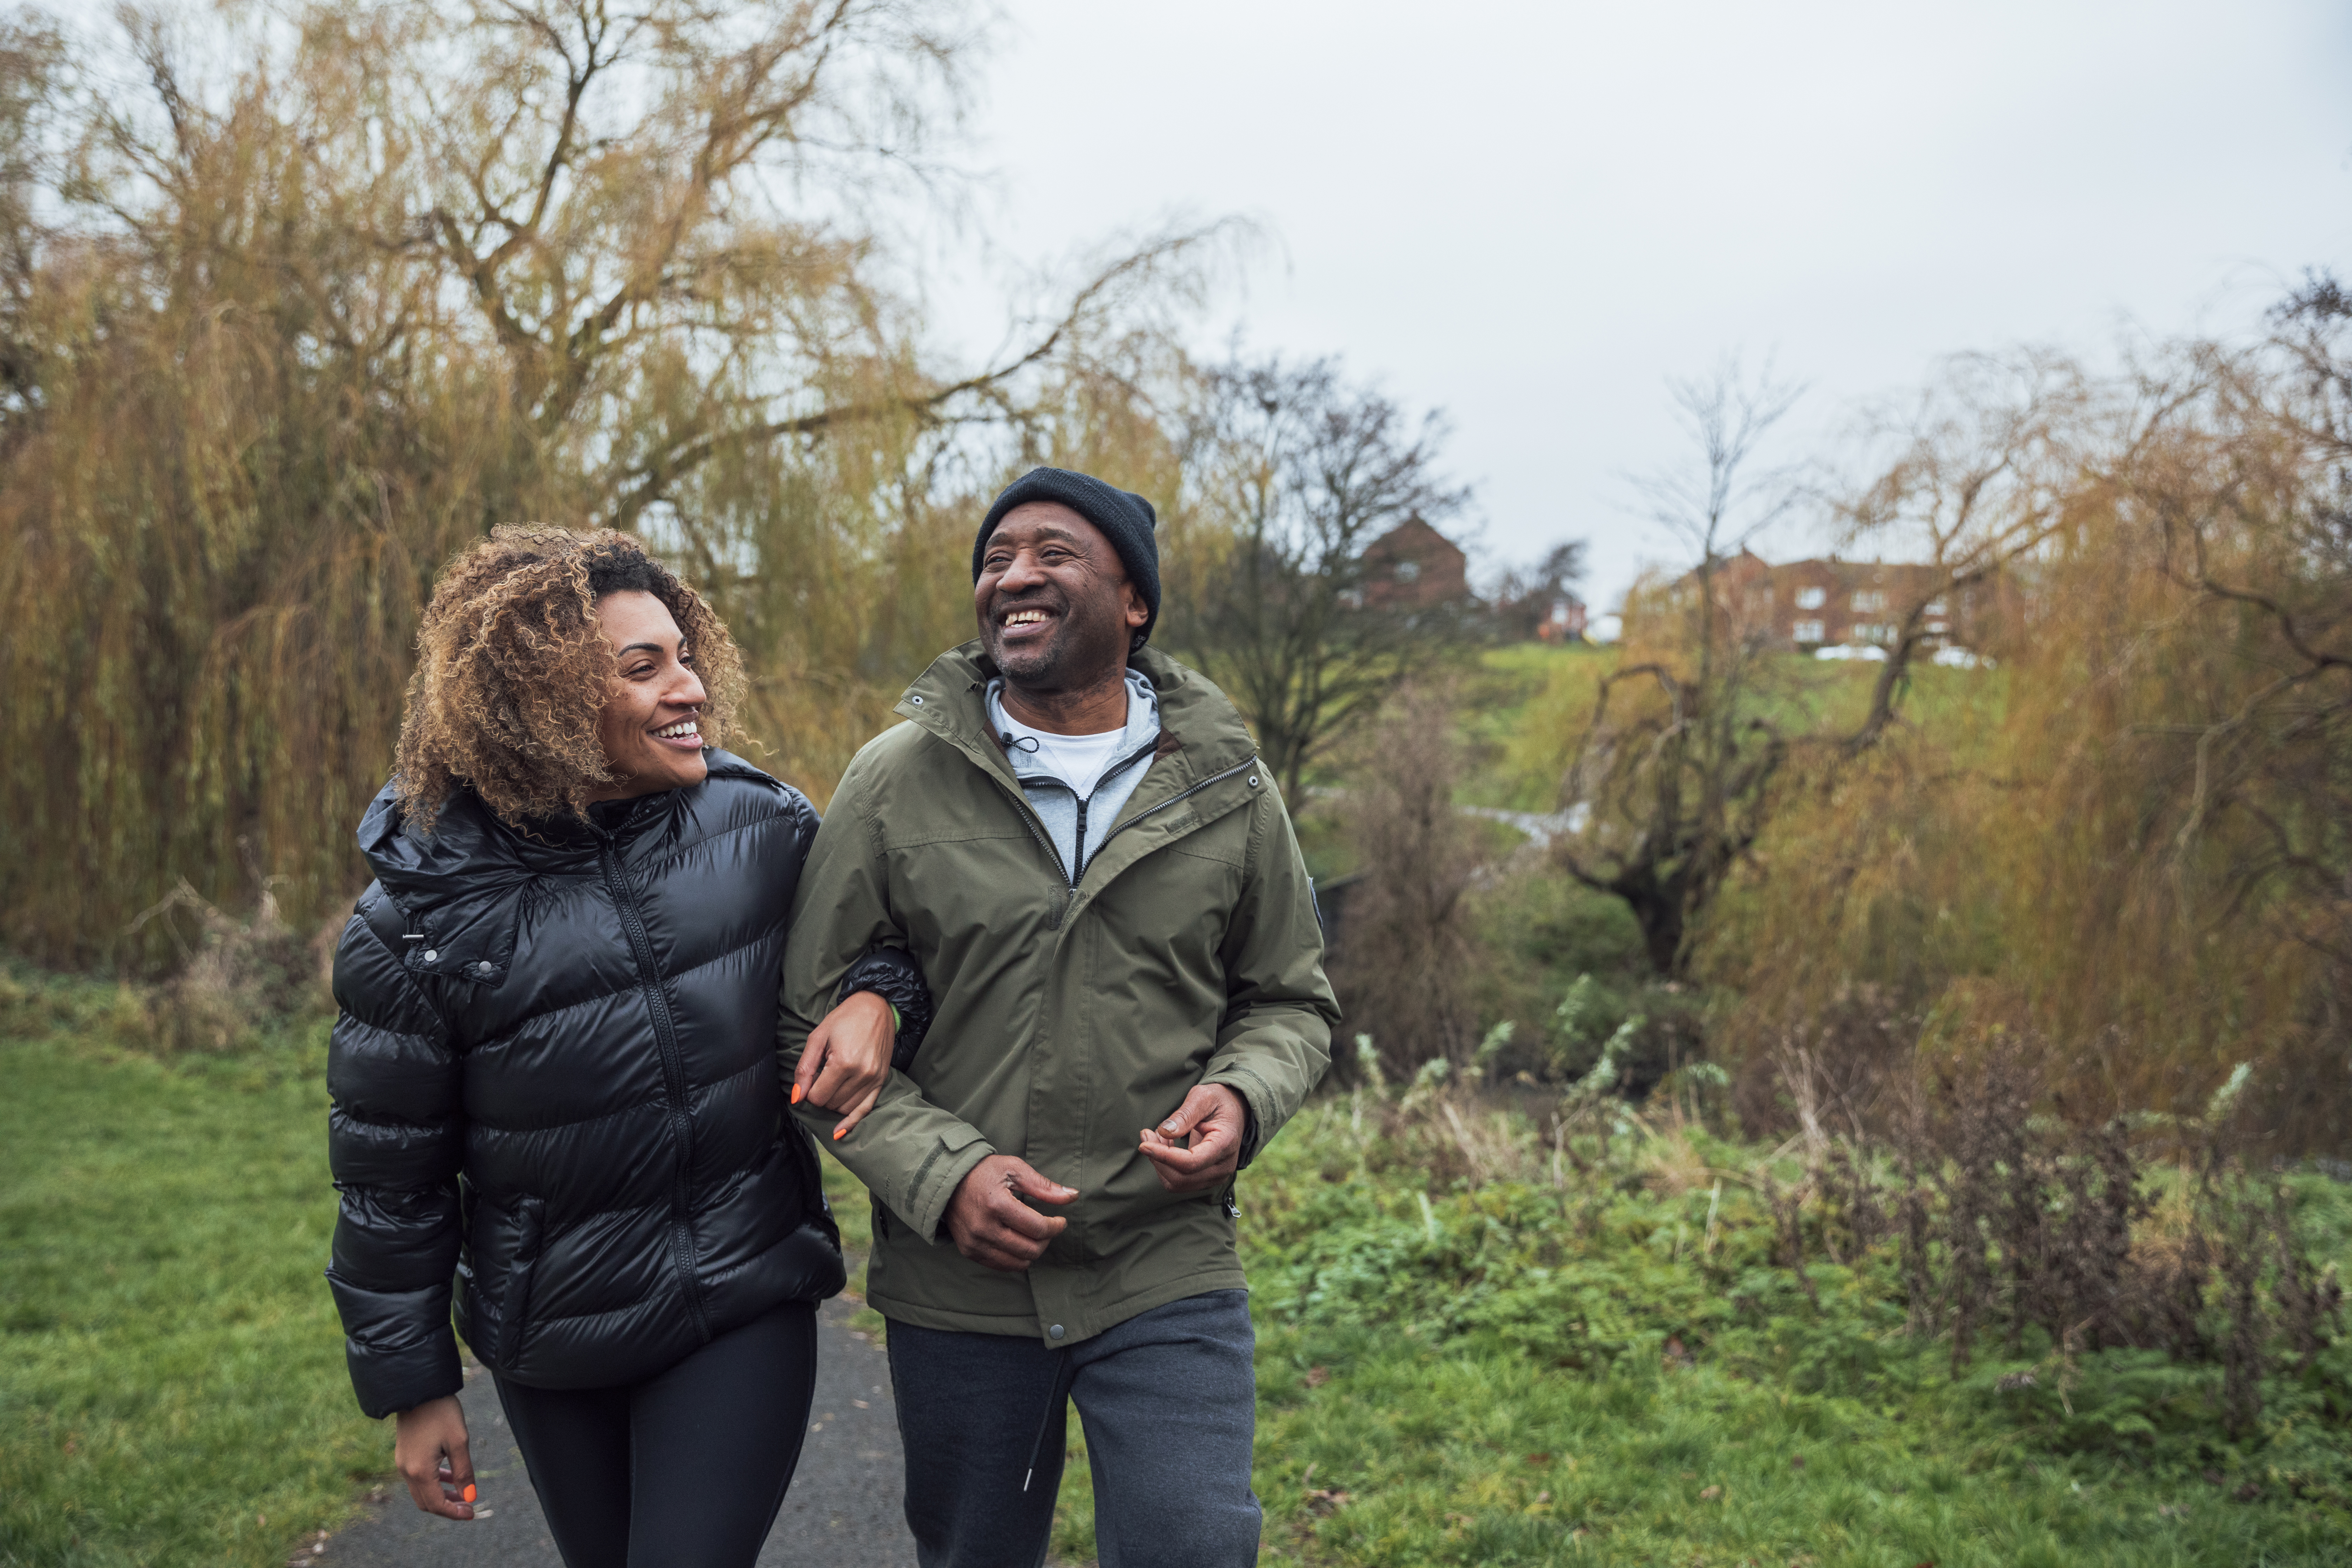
[885,1289,1260,1568]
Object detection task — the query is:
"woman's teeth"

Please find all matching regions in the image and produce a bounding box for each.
[654,720,699,740]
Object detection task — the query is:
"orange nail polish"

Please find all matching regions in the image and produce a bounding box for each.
[790,1084,804,1105]
[462,1484,477,1503]
[832,1126,847,1140]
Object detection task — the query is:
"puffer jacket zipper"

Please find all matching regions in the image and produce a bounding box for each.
[596,841,713,1344]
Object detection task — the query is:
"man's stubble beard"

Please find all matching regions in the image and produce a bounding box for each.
[990,609,1124,699]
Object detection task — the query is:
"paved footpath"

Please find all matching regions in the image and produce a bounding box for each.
[322,1294,916,1568]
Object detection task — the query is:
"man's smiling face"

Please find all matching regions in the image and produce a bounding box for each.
[974,502,1148,693]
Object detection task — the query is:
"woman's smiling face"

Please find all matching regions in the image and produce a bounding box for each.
[587,589,710,801]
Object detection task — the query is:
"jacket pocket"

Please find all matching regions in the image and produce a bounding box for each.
[454,1178,479,1293]
[497,1195,546,1369]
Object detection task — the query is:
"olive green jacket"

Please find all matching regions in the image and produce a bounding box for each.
[778,642,1338,1345]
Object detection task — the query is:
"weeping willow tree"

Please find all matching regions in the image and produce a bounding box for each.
[1700,332,2352,1149]
[0,0,1211,968]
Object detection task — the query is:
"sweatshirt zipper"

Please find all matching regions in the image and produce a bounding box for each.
[1000,738,1162,896]
[1000,791,1073,928]
[596,841,714,1344]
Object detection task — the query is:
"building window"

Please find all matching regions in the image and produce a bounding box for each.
[1925,600,1947,616]
[1852,590,1885,612]
[1856,623,1894,644]
[1792,619,1825,644]
[1794,586,1826,610]
[1394,560,1421,583]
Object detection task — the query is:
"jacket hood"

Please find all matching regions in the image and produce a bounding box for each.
[355,749,774,988]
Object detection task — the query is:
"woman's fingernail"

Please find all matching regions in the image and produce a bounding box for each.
[790,1084,804,1105]
[462,1484,477,1503]
[832,1126,847,1140]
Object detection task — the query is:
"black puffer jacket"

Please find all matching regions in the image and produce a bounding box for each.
[324,750,930,1419]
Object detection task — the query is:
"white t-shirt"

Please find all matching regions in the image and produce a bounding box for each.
[993,710,1131,799]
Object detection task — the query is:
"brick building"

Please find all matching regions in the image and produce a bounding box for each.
[1684,550,2017,652]
[1359,517,1473,611]
[1531,594,1589,642]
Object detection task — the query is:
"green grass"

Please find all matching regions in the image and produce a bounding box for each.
[1464,642,1613,813]
[1233,1106,2352,1566]
[1031,1100,2352,1566]
[13,965,2348,1568]
[0,999,378,1567]
[1462,640,2011,819]
[1250,1332,2338,1567]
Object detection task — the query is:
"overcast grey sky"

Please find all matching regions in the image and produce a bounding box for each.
[929,0,2352,618]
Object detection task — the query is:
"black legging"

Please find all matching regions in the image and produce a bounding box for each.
[493,1304,819,1568]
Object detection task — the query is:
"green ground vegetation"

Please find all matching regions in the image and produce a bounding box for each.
[11,955,2349,1568]
[1032,1070,2352,1567]
[1461,640,2006,819]
[0,974,376,1568]
[1228,1096,2351,1567]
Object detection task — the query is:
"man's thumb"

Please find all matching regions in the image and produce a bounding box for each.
[1157,1092,1204,1138]
[1011,1161,1077,1203]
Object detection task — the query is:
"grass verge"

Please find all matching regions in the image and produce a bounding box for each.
[14,967,2345,1567]
[0,1007,376,1568]
[1039,1097,2351,1567]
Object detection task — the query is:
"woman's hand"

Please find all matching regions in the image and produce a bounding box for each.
[393,1394,475,1520]
[794,990,895,1141]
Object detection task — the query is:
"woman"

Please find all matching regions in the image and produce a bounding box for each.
[325,526,917,1567]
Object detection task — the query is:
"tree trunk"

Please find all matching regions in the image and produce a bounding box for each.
[1604,868,1689,979]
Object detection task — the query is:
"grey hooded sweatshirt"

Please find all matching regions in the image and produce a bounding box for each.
[984,668,1162,883]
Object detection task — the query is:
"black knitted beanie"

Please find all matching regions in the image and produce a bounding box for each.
[972,467,1161,646]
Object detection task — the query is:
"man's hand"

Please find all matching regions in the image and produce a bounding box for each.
[794,989,895,1140]
[1138,1084,1247,1194]
[946,1155,1077,1272]
[393,1394,475,1521]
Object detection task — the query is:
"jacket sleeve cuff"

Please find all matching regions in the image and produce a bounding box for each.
[902,1134,996,1243]
[344,1331,463,1421]
[1202,1067,1276,1170]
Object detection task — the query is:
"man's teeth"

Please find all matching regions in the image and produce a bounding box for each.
[654,720,700,740]
[1004,609,1048,627]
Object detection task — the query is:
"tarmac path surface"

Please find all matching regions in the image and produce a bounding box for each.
[319,1293,917,1568]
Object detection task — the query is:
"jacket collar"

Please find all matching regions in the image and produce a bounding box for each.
[895,642,1258,792]
[985,668,1162,788]
[354,751,763,985]
[358,775,684,889]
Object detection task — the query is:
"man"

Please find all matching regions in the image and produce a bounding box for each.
[779,467,1337,1568]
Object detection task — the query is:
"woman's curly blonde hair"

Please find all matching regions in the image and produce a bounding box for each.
[393,526,747,833]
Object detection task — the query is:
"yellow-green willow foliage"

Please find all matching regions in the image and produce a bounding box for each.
[1702,344,2352,1146]
[0,2,1205,967]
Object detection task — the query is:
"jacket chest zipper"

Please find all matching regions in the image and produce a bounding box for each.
[597,843,713,1343]
[996,740,1167,924]
[1092,757,1259,855]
